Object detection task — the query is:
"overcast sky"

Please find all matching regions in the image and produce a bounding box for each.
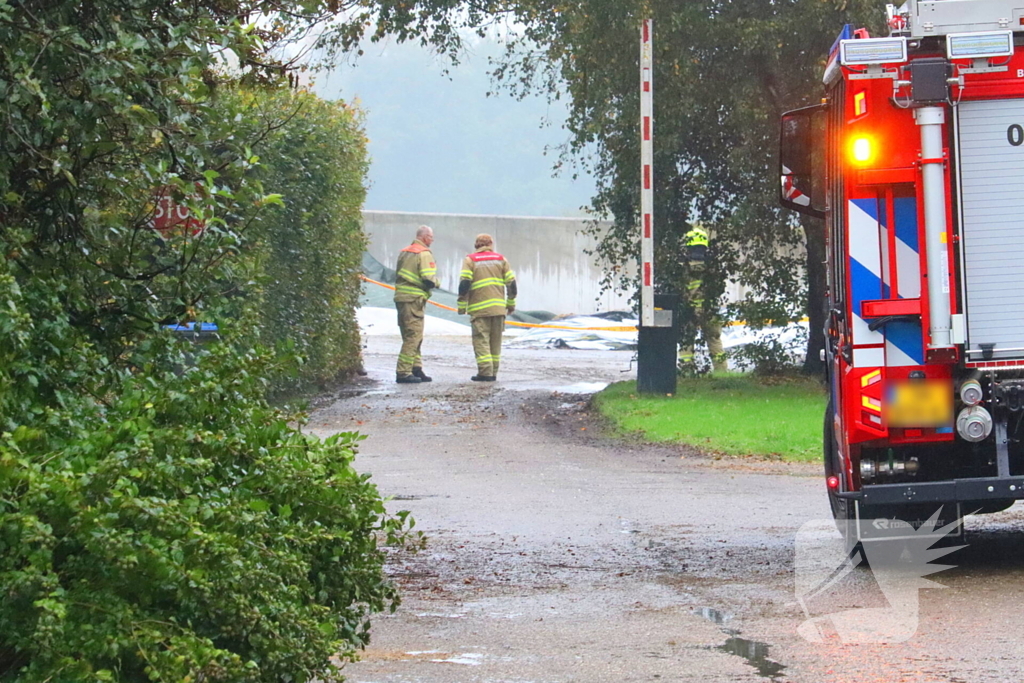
[313,37,596,217]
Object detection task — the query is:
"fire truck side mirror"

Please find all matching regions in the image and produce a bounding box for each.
[779,104,826,219]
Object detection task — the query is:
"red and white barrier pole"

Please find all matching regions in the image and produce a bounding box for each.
[640,18,655,327]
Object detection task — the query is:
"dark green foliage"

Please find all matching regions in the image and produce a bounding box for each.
[0,269,406,681]
[488,0,882,372]
[0,1,418,681]
[247,90,369,393]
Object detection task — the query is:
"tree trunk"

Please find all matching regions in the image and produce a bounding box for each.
[802,214,827,376]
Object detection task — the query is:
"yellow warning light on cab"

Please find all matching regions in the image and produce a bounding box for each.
[851,136,874,165]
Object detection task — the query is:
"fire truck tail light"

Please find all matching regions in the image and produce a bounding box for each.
[851,136,874,164]
[827,475,840,490]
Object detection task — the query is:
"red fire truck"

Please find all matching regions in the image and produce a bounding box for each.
[780,0,1024,541]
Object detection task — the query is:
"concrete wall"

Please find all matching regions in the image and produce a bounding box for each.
[363,211,633,315]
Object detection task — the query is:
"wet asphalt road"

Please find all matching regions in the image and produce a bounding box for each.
[309,335,1024,682]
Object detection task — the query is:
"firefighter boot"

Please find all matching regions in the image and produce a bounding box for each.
[412,367,433,382]
[471,375,496,382]
[396,374,422,384]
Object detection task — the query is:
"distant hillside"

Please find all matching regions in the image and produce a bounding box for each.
[313,37,596,217]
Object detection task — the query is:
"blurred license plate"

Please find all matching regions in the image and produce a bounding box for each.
[886,381,953,428]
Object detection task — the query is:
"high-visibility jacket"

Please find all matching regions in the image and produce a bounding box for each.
[685,226,709,306]
[394,239,440,303]
[457,248,517,318]
[685,226,709,267]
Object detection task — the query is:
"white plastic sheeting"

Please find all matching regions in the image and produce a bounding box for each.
[506,314,809,363]
[506,316,639,351]
[359,305,808,363]
[721,321,809,367]
[358,307,471,336]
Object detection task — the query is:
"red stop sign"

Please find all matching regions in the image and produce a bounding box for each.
[150,187,204,235]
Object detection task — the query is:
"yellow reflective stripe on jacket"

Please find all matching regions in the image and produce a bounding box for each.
[504,271,516,283]
[460,269,473,279]
[395,284,428,298]
[467,297,507,312]
[397,268,420,282]
[471,277,504,290]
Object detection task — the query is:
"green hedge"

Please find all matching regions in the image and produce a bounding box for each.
[0,3,402,682]
[0,276,408,681]
[248,90,369,394]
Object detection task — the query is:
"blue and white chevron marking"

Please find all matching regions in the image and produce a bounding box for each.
[849,198,885,367]
[893,197,920,300]
[848,198,924,368]
[886,197,924,367]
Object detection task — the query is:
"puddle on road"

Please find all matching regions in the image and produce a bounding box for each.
[329,376,609,399]
[696,607,786,681]
[504,381,609,394]
[553,381,609,394]
[719,636,786,680]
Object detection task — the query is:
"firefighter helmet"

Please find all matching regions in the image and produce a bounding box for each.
[685,225,709,247]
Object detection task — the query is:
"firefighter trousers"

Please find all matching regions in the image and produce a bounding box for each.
[680,317,727,373]
[471,314,505,377]
[396,299,426,376]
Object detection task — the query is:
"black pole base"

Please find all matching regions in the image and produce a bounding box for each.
[636,294,679,395]
[637,325,678,395]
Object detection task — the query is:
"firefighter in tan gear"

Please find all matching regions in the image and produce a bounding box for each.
[457,234,517,382]
[394,225,440,383]
[679,225,727,373]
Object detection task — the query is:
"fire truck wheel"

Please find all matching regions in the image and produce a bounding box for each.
[823,399,847,524]
[824,399,880,553]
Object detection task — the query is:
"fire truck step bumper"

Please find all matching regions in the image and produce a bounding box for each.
[839,477,1024,505]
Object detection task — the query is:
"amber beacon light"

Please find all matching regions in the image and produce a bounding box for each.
[850,136,874,164]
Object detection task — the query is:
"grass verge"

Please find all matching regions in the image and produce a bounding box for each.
[592,375,826,461]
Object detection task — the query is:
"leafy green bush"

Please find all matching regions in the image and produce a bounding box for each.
[0,259,410,683]
[247,90,369,394]
[0,2,408,681]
